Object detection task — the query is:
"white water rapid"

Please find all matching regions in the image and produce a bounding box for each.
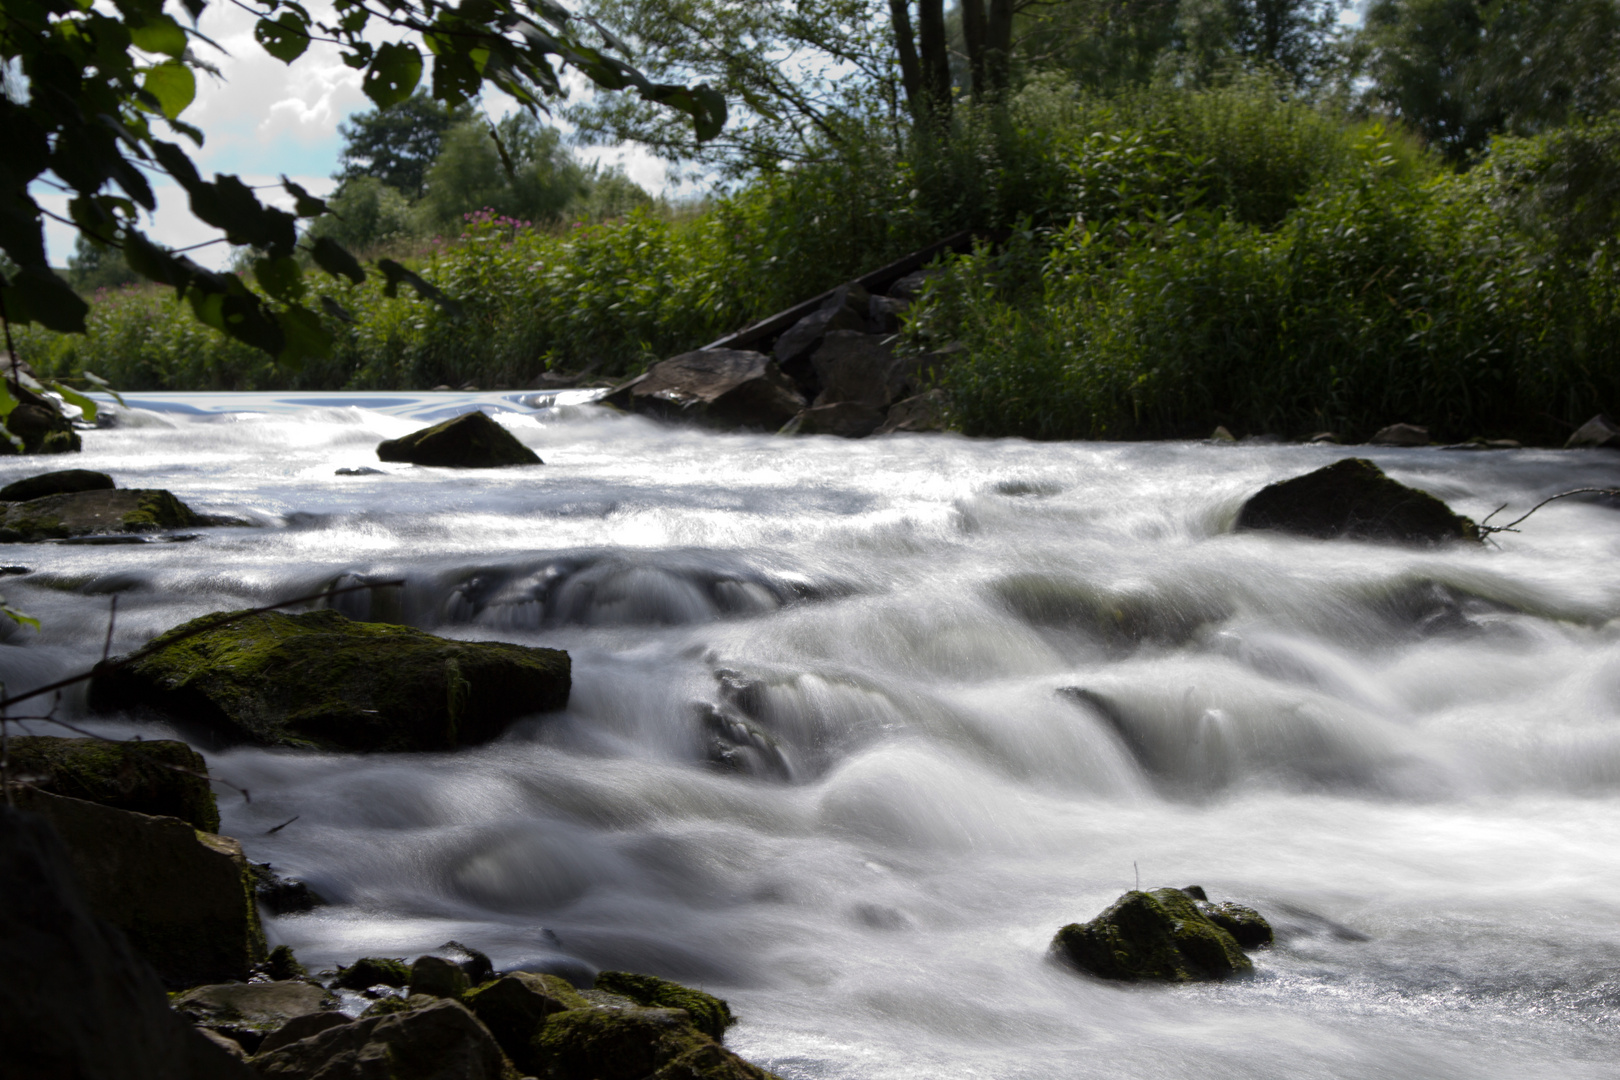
[5,392,1618,1078]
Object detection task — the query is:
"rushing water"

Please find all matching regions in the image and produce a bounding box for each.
[5,392,1619,1079]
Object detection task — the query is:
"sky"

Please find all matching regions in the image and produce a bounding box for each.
[33,1,669,270]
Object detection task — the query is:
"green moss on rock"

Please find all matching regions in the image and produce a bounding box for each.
[409,955,471,999]
[594,972,735,1043]
[5,735,219,831]
[1197,899,1273,948]
[332,956,412,991]
[533,1007,778,1080]
[0,488,200,542]
[87,608,571,752]
[1051,887,1252,982]
[465,972,592,1073]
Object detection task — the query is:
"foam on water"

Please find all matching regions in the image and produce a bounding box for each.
[6,392,1619,1078]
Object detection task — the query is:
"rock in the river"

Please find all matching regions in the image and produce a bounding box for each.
[0,804,254,1079]
[173,981,337,1054]
[626,349,807,431]
[1050,887,1255,982]
[88,608,571,751]
[465,972,591,1073]
[376,410,541,468]
[811,330,909,410]
[0,467,114,501]
[534,1006,778,1080]
[14,788,266,987]
[774,284,872,393]
[252,862,328,914]
[874,388,948,434]
[5,734,219,831]
[1566,414,1620,449]
[332,956,413,991]
[250,998,507,1080]
[1235,458,1479,545]
[595,971,735,1043]
[0,384,83,456]
[0,487,202,542]
[430,939,495,985]
[1368,422,1430,446]
[408,955,471,999]
[789,401,886,438]
[1196,898,1274,948]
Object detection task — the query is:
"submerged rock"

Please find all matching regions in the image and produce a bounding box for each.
[1235,458,1479,545]
[0,467,113,501]
[0,487,204,542]
[250,998,507,1080]
[0,804,254,1079]
[173,981,336,1054]
[376,410,541,468]
[625,349,807,431]
[1050,887,1257,982]
[88,608,570,752]
[5,735,219,831]
[16,788,266,987]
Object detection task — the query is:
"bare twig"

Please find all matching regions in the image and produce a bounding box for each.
[101,594,118,663]
[266,815,299,834]
[1478,488,1620,537]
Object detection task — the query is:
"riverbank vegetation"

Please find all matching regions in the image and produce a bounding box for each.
[15,0,1620,443]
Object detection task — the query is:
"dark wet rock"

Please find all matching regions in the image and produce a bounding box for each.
[788,401,886,438]
[260,944,308,981]
[811,331,908,410]
[694,701,792,781]
[334,466,385,476]
[1051,887,1254,982]
[1368,422,1430,446]
[534,1005,778,1080]
[886,268,941,301]
[0,468,114,501]
[991,573,1228,650]
[173,981,336,1054]
[1566,414,1620,449]
[376,410,541,468]
[332,956,412,991]
[88,608,571,752]
[15,788,266,987]
[256,1011,353,1056]
[774,284,872,394]
[252,863,328,915]
[595,971,735,1043]
[409,955,471,999]
[0,487,203,542]
[1196,899,1273,948]
[250,998,507,1080]
[869,294,910,333]
[627,349,807,431]
[1,384,82,456]
[465,971,591,1073]
[1235,458,1480,545]
[5,734,219,831]
[875,388,948,435]
[0,804,255,1079]
[197,1028,248,1060]
[431,940,495,986]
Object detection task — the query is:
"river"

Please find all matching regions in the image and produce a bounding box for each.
[3,391,1617,1079]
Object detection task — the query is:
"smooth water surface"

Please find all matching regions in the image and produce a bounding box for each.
[6,392,1619,1079]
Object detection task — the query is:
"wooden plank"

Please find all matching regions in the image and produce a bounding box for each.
[700,228,1006,352]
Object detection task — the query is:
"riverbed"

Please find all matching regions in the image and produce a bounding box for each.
[4,391,1617,1079]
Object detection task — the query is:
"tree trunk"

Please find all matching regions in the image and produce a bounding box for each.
[986,0,1014,93]
[962,0,989,98]
[917,0,953,121]
[888,0,925,120]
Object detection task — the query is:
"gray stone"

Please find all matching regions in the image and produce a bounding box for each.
[811,331,908,409]
[868,294,910,333]
[0,487,202,542]
[464,971,590,1073]
[376,410,542,468]
[1235,458,1480,545]
[4,734,219,831]
[792,402,886,438]
[15,789,266,988]
[0,468,114,501]
[174,981,336,1054]
[409,955,471,999]
[774,284,871,371]
[256,1011,354,1056]
[1566,414,1620,449]
[0,804,254,1079]
[874,389,948,434]
[629,350,806,431]
[250,998,507,1080]
[886,268,941,300]
[1368,422,1430,446]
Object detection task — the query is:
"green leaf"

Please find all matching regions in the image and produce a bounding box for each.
[253,254,304,301]
[0,379,19,421]
[282,177,327,218]
[81,371,128,408]
[363,43,423,109]
[130,14,187,58]
[377,259,462,318]
[277,303,332,367]
[142,62,197,120]
[0,267,89,333]
[310,237,366,285]
[42,380,98,424]
[255,14,310,64]
[0,599,41,632]
[318,295,356,323]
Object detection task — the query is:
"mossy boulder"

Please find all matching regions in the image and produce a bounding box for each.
[87,608,571,752]
[0,385,82,456]
[15,788,266,987]
[0,468,113,501]
[409,955,471,999]
[594,971,734,1043]
[1235,458,1479,545]
[173,981,336,1054]
[250,998,508,1080]
[5,735,219,831]
[465,972,591,1073]
[376,410,541,468]
[1197,899,1273,948]
[0,487,201,542]
[1051,887,1253,983]
[533,1007,778,1080]
[332,956,412,991]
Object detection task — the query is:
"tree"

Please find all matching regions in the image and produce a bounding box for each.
[302,177,417,254]
[416,114,590,230]
[335,92,472,200]
[0,0,725,365]
[66,234,139,293]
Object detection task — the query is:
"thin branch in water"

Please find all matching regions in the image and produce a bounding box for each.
[266,815,299,834]
[1478,488,1620,537]
[101,594,118,662]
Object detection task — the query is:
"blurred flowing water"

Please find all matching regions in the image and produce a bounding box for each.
[6,391,1620,1079]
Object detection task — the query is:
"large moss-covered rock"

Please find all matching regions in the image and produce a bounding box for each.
[465,972,591,1073]
[0,487,201,542]
[594,971,734,1043]
[0,467,113,501]
[1235,458,1479,545]
[0,384,82,456]
[332,956,413,991]
[250,998,508,1080]
[1050,888,1252,983]
[376,410,541,468]
[87,608,571,751]
[409,955,471,999]
[533,1007,778,1080]
[5,735,219,831]
[0,805,254,1079]
[15,789,266,987]
[173,981,337,1054]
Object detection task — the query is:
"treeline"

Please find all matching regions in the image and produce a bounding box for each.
[21,0,1620,442]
